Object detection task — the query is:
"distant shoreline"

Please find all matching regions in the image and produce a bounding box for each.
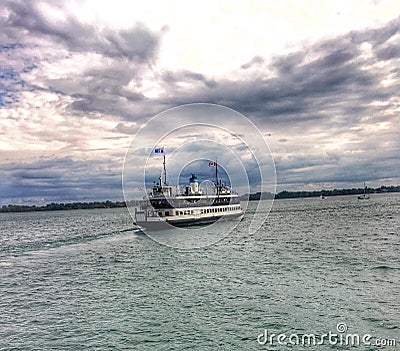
[1,185,399,213]
[240,185,400,201]
[0,201,127,213]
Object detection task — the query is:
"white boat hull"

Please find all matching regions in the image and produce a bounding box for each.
[135,210,243,231]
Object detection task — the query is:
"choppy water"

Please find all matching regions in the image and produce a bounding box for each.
[0,194,399,350]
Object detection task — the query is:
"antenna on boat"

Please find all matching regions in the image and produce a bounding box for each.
[163,153,167,185]
[215,158,219,196]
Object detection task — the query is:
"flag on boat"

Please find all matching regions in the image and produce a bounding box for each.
[154,147,164,154]
[208,161,217,167]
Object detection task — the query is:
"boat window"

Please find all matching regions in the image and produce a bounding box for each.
[165,211,169,216]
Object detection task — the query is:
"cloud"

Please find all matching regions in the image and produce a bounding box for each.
[0,156,124,204]
[0,0,167,119]
[151,17,400,126]
[1,0,163,62]
[241,56,265,70]
[0,1,399,203]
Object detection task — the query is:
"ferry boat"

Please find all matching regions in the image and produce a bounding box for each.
[134,154,243,230]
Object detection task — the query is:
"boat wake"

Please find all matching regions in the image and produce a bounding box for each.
[0,227,140,258]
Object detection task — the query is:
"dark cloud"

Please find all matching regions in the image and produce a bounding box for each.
[1,0,163,62]
[158,16,399,132]
[350,16,399,47]
[241,55,264,69]
[375,43,400,60]
[161,70,217,89]
[61,61,151,118]
[0,156,124,204]
[0,0,164,111]
[279,154,400,186]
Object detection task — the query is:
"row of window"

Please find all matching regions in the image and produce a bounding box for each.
[156,206,241,217]
[173,206,241,216]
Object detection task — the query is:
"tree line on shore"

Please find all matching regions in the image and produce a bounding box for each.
[0,200,127,213]
[241,185,400,201]
[1,185,399,213]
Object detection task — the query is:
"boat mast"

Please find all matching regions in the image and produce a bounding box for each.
[163,153,167,185]
[215,158,219,195]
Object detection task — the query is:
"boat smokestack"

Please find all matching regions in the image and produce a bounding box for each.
[189,174,199,194]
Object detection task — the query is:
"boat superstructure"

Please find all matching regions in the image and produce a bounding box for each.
[134,153,243,230]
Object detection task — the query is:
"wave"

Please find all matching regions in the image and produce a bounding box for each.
[372,265,400,270]
[0,227,139,258]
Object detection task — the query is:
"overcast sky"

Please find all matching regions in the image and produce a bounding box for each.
[1,0,399,204]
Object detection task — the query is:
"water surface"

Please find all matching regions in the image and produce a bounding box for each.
[1,194,399,350]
